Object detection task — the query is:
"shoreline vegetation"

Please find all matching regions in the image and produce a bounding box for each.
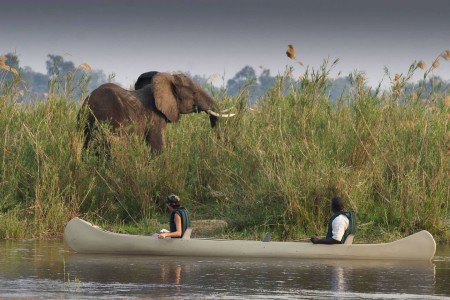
[0,50,449,243]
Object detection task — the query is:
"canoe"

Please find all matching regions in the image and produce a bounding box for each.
[64,218,436,261]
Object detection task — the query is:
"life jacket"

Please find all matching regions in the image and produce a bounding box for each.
[326,211,356,244]
[169,207,191,238]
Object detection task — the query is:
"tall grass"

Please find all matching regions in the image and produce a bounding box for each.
[0,54,448,242]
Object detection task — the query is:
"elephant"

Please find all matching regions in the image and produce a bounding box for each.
[79,71,234,153]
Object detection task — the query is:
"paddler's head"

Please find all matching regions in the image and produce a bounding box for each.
[166,194,181,209]
[331,196,344,213]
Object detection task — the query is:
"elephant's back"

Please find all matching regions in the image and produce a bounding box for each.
[94,83,126,94]
[86,83,144,125]
[88,84,124,107]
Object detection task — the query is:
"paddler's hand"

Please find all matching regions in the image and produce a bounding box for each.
[158,233,167,239]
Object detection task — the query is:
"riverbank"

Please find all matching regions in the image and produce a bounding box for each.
[0,60,449,243]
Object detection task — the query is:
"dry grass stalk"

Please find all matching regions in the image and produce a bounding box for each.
[403,120,415,129]
[444,96,450,107]
[432,59,440,69]
[78,62,92,71]
[0,55,18,76]
[417,60,426,70]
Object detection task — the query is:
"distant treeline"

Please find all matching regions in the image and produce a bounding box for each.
[1,53,449,105]
[1,53,109,102]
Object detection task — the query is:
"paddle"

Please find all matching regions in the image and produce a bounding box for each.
[262,232,271,242]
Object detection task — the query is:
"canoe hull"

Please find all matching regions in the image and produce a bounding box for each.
[64,218,436,261]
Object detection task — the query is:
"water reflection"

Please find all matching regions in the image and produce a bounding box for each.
[65,254,439,298]
[0,240,69,280]
[160,262,182,285]
[0,240,449,299]
[332,266,346,293]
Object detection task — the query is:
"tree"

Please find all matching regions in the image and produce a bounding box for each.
[226,66,257,95]
[46,54,75,76]
[5,53,20,69]
[45,54,111,100]
[327,77,352,101]
[259,69,276,89]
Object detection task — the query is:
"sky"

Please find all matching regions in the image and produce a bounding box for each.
[1,0,449,89]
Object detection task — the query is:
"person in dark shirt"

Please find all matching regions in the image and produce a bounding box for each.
[158,194,191,239]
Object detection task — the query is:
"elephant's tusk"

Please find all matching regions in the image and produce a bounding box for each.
[207,110,235,118]
[220,107,233,113]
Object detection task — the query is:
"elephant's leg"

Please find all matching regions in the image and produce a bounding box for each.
[81,118,113,159]
[145,128,164,154]
[83,120,93,149]
[77,108,94,150]
[88,126,111,159]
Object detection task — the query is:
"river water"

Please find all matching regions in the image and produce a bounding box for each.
[0,239,449,299]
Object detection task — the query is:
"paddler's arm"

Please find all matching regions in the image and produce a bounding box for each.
[158,213,182,239]
[310,236,341,244]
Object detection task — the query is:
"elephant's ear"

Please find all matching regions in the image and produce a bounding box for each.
[152,73,180,122]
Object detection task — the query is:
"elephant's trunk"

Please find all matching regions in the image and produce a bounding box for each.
[197,93,235,125]
[209,115,218,128]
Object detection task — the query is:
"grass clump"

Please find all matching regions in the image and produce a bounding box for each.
[0,50,449,243]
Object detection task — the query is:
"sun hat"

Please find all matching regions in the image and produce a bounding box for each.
[166,194,180,206]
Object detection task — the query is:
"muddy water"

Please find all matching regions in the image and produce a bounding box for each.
[0,240,449,299]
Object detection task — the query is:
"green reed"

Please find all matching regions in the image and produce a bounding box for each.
[0,58,448,242]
